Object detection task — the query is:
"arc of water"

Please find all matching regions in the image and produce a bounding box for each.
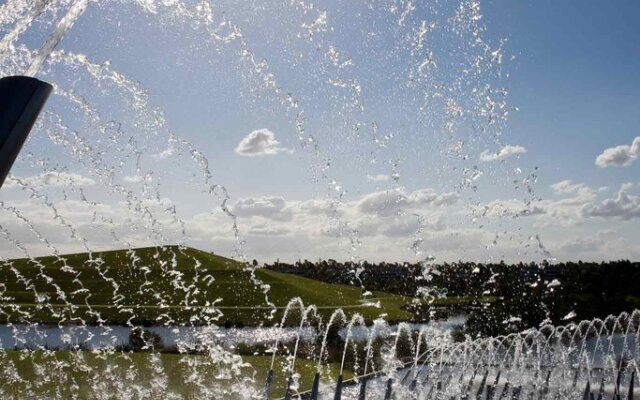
[25,0,89,77]
[316,309,347,373]
[269,297,305,371]
[0,0,55,58]
[285,305,317,398]
[340,314,365,377]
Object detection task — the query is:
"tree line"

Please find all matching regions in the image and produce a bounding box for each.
[265,259,640,337]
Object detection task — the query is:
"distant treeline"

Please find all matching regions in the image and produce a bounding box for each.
[265,259,640,337]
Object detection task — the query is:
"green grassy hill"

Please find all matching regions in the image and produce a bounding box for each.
[0,350,350,399]
[0,246,412,325]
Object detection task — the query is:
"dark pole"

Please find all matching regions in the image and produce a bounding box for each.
[310,372,320,400]
[263,368,274,400]
[0,76,53,188]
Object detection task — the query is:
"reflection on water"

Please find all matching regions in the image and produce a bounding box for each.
[0,315,466,350]
[0,324,313,350]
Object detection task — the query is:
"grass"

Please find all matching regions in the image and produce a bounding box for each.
[0,350,350,399]
[429,295,496,306]
[0,245,413,326]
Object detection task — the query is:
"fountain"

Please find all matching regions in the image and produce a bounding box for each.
[0,0,638,399]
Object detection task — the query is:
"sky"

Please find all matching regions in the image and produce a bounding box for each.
[0,0,639,263]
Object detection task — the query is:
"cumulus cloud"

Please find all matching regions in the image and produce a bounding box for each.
[485,181,640,226]
[582,184,640,220]
[366,174,390,183]
[235,128,292,156]
[220,188,460,254]
[480,180,601,226]
[232,196,288,218]
[356,188,459,216]
[550,180,586,195]
[558,230,617,255]
[3,176,639,263]
[151,134,177,160]
[123,174,153,184]
[481,199,545,219]
[479,145,527,162]
[595,136,640,167]
[152,145,175,160]
[4,172,96,188]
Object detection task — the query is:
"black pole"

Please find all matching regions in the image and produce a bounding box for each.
[497,382,510,400]
[333,374,343,400]
[310,372,320,400]
[283,374,294,400]
[486,385,495,400]
[358,376,367,400]
[263,369,274,400]
[582,381,591,400]
[384,378,393,400]
[476,370,489,399]
[494,371,502,388]
[0,76,53,188]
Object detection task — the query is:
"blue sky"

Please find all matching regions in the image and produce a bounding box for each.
[486,0,640,190]
[0,0,639,263]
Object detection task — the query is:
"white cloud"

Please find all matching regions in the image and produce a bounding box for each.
[2,179,639,263]
[123,174,153,184]
[4,172,96,188]
[550,180,586,195]
[481,199,545,219]
[481,181,599,226]
[152,145,175,160]
[232,197,288,219]
[356,188,459,216]
[151,134,177,160]
[485,181,640,226]
[557,230,617,255]
[235,128,292,156]
[595,136,640,167]
[366,174,390,182]
[479,145,527,162]
[582,184,640,220]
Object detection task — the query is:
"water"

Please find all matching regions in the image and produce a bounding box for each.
[0,324,316,350]
[25,0,88,77]
[0,0,635,398]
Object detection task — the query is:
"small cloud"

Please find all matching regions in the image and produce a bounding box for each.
[582,183,640,220]
[479,144,527,162]
[366,174,390,183]
[153,145,175,160]
[550,180,585,195]
[235,128,293,157]
[152,134,177,160]
[4,172,96,188]
[621,182,635,192]
[595,136,640,167]
[123,174,152,184]
[232,196,288,218]
[357,188,458,216]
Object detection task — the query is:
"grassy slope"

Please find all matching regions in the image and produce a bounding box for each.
[0,350,350,399]
[0,245,412,325]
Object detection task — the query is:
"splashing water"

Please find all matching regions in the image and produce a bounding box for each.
[0,0,626,398]
[25,0,89,77]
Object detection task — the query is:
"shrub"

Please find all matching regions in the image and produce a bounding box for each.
[127,327,164,352]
